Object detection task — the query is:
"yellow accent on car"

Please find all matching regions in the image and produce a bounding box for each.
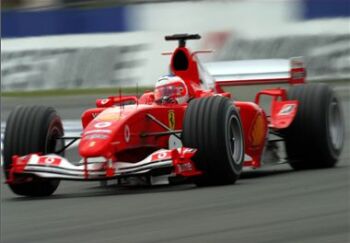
[168,110,175,130]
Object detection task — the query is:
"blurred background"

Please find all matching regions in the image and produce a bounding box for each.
[1,0,350,91]
[1,3,350,243]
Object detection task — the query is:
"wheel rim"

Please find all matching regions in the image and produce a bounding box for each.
[328,98,344,150]
[228,115,244,164]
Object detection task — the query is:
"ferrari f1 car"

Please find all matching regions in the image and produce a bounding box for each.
[3,34,345,196]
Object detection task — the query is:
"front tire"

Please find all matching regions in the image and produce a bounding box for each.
[3,106,64,196]
[182,96,244,186]
[282,84,344,170]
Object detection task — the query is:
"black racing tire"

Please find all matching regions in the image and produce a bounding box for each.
[3,106,64,196]
[282,84,344,170]
[182,96,244,186]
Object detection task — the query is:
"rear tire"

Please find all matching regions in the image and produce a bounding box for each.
[282,84,344,170]
[182,96,244,186]
[3,106,64,196]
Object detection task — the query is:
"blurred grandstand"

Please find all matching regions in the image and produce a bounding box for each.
[1,0,349,91]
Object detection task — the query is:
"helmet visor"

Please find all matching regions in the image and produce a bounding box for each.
[154,81,186,101]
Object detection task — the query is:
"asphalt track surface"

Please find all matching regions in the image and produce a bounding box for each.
[1,86,350,243]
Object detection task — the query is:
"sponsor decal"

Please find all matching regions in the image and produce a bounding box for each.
[292,71,305,79]
[168,110,175,130]
[38,156,61,166]
[97,113,124,121]
[279,104,296,115]
[124,125,130,143]
[84,134,108,140]
[151,151,171,161]
[84,129,111,135]
[250,113,266,147]
[101,99,110,105]
[176,163,193,173]
[94,121,112,128]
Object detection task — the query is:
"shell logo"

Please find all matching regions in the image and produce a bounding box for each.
[94,121,112,128]
[250,113,266,147]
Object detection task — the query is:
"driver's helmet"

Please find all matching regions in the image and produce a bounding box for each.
[154,76,189,104]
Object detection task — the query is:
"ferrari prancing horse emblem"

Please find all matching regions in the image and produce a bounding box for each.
[168,110,175,130]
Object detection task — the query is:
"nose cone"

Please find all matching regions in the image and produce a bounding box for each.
[79,105,143,158]
[79,137,111,158]
[79,119,117,158]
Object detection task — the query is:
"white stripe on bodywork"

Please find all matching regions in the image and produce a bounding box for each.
[14,149,173,180]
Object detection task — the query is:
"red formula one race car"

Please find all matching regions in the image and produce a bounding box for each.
[3,34,345,196]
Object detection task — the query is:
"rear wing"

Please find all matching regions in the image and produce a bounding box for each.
[204,57,306,93]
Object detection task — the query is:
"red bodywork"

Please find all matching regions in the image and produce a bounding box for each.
[8,35,304,183]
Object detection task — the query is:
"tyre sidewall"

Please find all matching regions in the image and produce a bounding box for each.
[224,107,244,175]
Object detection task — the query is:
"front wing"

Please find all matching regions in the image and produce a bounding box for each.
[7,148,201,183]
